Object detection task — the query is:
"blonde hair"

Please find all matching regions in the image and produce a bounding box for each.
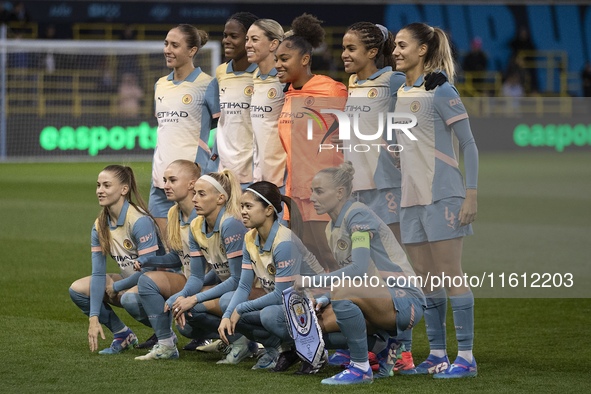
[252,18,284,43]
[166,160,201,252]
[402,22,456,84]
[203,169,242,220]
[316,161,355,198]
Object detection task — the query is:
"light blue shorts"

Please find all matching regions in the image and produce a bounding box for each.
[400,196,473,244]
[148,183,174,218]
[354,187,401,225]
[388,286,426,334]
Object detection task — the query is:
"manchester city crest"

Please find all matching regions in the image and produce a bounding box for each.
[182,94,193,105]
[267,88,277,99]
[244,85,254,96]
[337,239,349,250]
[410,100,421,113]
[123,239,133,250]
[267,264,276,276]
[367,88,378,98]
[287,292,312,335]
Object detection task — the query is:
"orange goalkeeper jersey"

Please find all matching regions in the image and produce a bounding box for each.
[278,75,347,200]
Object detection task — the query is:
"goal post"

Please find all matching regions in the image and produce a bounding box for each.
[0,37,221,162]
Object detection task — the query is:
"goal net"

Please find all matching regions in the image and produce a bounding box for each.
[0,38,221,161]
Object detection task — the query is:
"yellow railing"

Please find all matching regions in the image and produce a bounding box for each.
[72,23,226,42]
[517,49,569,96]
[3,21,38,38]
[5,68,156,117]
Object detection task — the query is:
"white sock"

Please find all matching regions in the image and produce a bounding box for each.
[430,349,446,358]
[159,337,175,347]
[457,350,473,363]
[351,361,371,372]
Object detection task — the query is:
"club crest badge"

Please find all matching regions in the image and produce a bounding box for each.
[282,287,325,369]
[244,85,254,96]
[267,264,276,276]
[367,88,378,98]
[337,239,348,250]
[304,96,315,106]
[182,94,193,105]
[267,88,277,99]
[123,239,133,250]
[410,100,421,113]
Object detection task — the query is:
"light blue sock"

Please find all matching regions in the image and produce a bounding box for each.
[69,288,125,333]
[332,299,368,363]
[324,332,349,349]
[396,328,413,352]
[120,292,150,327]
[424,287,447,351]
[137,275,173,340]
[450,290,474,352]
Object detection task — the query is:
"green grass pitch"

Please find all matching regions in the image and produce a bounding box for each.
[1,152,590,393]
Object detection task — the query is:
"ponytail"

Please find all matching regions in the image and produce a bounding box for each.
[402,23,456,83]
[166,205,182,252]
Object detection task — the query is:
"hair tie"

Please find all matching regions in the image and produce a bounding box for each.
[375,24,389,42]
[246,188,279,215]
[200,175,228,198]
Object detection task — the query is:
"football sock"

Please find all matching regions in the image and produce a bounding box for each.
[351,361,371,372]
[450,290,474,361]
[69,288,125,333]
[332,300,368,364]
[396,328,413,352]
[137,275,174,340]
[424,288,447,352]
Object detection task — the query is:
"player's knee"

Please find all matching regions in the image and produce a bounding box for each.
[219,292,234,313]
[120,291,141,311]
[137,274,158,295]
[332,299,362,319]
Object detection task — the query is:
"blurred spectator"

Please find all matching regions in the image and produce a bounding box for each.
[504,54,527,85]
[502,71,524,111]
[40,24,57,74]
[508,26,538,94]
[463,37,488,72]
[120,24,137,40]
[582,62,591,97]
[8,32,29,68]
[118,24,140,76]
[97,56,115,91]
[462,37,488,94]
[0,3,11,23]
[11,2,30,23]
[509,26,535,57]
[117,72,144,118]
